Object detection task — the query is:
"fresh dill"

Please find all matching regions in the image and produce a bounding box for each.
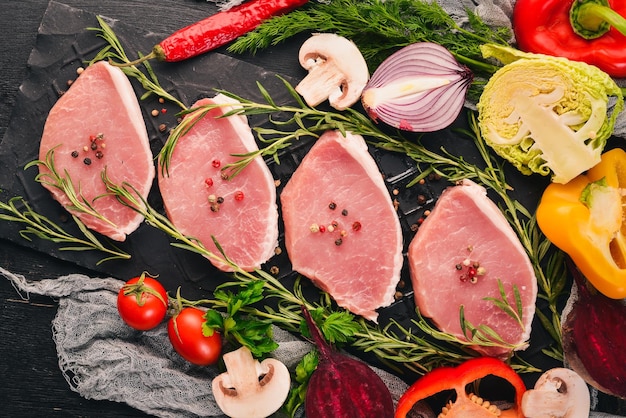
[228,0,513,101]
[229,0,510,77]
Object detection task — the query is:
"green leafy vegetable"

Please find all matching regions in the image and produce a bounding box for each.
[205,280,278,356]
[284,351,318,417]
[477,44,624,184]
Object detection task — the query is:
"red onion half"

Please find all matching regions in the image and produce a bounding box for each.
[361,42,473,132]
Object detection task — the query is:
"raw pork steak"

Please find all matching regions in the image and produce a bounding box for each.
[158,94,278,272]
[281,130,403,322]
[408,179,537,357]
[38,61,154,241]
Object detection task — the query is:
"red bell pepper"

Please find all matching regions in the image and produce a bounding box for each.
[395,357,526,418]
[513,0,626,77]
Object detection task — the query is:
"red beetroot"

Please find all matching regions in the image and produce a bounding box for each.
[562,261,626,399]
[301,306,394,417]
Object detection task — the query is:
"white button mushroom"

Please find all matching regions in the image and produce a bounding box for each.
[211,346,291,418]
[521,368,590,418]
[295,33,369,111]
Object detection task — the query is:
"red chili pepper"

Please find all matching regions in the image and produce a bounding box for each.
[513,0,626,77]
[395,357,526,418]
[154,0,309,62]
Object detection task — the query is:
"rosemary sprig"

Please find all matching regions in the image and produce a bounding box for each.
[6,148,131,263]
[158,105,210,177]
[88,16,187,110]
[483,281,525,330]
[413,307,526,353]
[228,0,510,75]
[378,116,566,359]
[159,80,329,178]
[26,148,119,229]
[0,196,130,264]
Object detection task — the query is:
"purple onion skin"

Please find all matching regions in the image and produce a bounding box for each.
[562,261,626,399]
[302,306,395,418]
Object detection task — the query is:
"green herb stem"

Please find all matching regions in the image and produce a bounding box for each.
[88,16,187,110]
[0,197,130,264]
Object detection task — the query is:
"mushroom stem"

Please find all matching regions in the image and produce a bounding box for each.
[211,346,291,418]
[295,33,369,111]
[219,346,267,396]
[296,63,347,108]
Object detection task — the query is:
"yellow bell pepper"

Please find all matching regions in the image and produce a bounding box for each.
[536,148,626,299]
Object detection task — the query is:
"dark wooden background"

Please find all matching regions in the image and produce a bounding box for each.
[0,1,301,416]
[1,1,625,417]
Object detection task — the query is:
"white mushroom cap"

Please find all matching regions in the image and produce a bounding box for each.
[212,346,291,418]
[295,33,369,110]
[521,368,590,418]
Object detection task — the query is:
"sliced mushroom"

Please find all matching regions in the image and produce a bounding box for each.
[521,368,590,418]
[295,33,369,111]
[211,346,291,418]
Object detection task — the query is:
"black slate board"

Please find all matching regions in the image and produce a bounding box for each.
[0,0,594,393]
[0,1,306,299]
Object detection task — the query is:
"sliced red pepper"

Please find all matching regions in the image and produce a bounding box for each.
[395,357,526,418]
[513,0,626,77]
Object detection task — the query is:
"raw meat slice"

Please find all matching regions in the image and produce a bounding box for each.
[38,61,154,241]
[408,179,537,357]
[158,94,278,272]
[280,130,403,322]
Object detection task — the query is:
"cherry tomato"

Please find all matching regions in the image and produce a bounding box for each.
[117,274,169,331]
[167,307,222,366]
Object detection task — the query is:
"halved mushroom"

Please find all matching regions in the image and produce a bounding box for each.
[295,33,369,111]
[211,346,291,418]
[521,368,590,418]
